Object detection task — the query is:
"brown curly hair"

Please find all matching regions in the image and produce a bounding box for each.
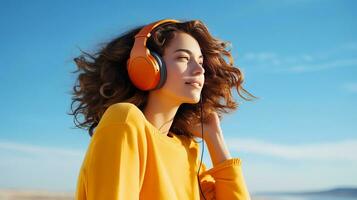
[68,19,259,138]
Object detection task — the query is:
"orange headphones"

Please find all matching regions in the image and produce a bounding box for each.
[126,19,181,91]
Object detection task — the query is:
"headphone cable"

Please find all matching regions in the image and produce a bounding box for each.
[197,96,207,200]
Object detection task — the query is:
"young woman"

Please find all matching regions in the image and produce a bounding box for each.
[71,18,257,200]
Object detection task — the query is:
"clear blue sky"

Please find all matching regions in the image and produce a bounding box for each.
[0,0,356,194]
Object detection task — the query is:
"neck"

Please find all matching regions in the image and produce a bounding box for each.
[143,91,181,136]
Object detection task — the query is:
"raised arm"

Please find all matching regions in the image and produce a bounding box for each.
[200,130,251,200]
[189,111,251,200]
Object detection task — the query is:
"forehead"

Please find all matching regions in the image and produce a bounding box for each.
[164,32,202,55]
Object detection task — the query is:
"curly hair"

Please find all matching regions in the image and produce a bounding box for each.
[68,19,259,138]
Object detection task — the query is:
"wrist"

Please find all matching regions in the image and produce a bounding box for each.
[203,130,232,166]
[203,129,223,144]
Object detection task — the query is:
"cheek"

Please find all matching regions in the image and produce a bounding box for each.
[165,61,185,84]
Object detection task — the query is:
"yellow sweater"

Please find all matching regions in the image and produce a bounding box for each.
[75,102,251,200]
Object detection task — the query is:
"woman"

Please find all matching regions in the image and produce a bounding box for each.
[70,18,257,200]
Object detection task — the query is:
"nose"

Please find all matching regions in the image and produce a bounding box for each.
[192,60,205,76]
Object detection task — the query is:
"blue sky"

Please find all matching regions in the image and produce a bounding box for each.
[0,0,356,194]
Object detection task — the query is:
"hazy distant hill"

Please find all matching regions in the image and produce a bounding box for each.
[254,187,357,198]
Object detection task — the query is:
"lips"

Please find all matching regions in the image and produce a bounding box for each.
[185,81,202,88]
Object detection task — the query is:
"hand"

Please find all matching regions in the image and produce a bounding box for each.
[187,111,223,140]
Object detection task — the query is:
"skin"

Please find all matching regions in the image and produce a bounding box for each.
[143,31,232,166]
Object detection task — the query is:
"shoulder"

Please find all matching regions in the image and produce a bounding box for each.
[96,102,146,131]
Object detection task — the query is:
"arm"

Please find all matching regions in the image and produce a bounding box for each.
[84,122,147,200]
[189,112,251,200]
[200,131,251,200]
[205,130,232,166]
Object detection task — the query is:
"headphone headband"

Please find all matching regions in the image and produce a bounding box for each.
[129,19,181,59]
[135,19,181,38]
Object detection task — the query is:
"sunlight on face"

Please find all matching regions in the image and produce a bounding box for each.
[157,32,205,105]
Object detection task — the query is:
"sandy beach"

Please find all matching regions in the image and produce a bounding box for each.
[0,189,74,200]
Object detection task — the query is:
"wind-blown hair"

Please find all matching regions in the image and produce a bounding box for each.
[69,19,259,138]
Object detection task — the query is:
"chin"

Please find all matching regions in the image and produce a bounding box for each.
[175,90,202,104]
[184,96,201,104]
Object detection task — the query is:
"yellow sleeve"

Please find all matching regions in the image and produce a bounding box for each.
[198,158,251,200]
[83,122,148,200]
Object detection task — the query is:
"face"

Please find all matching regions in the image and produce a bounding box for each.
[156,32,205,105]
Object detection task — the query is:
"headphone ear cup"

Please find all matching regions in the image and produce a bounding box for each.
[150,51,167,90]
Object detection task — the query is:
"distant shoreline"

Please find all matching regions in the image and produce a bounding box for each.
[253,187,357,198]
[1,187,356,200]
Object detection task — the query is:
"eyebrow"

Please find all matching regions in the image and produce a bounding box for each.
[174,48,203,58]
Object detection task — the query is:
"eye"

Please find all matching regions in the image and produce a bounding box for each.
[178,56,189,61]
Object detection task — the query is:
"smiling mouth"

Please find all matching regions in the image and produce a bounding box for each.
[185,82,201,88]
